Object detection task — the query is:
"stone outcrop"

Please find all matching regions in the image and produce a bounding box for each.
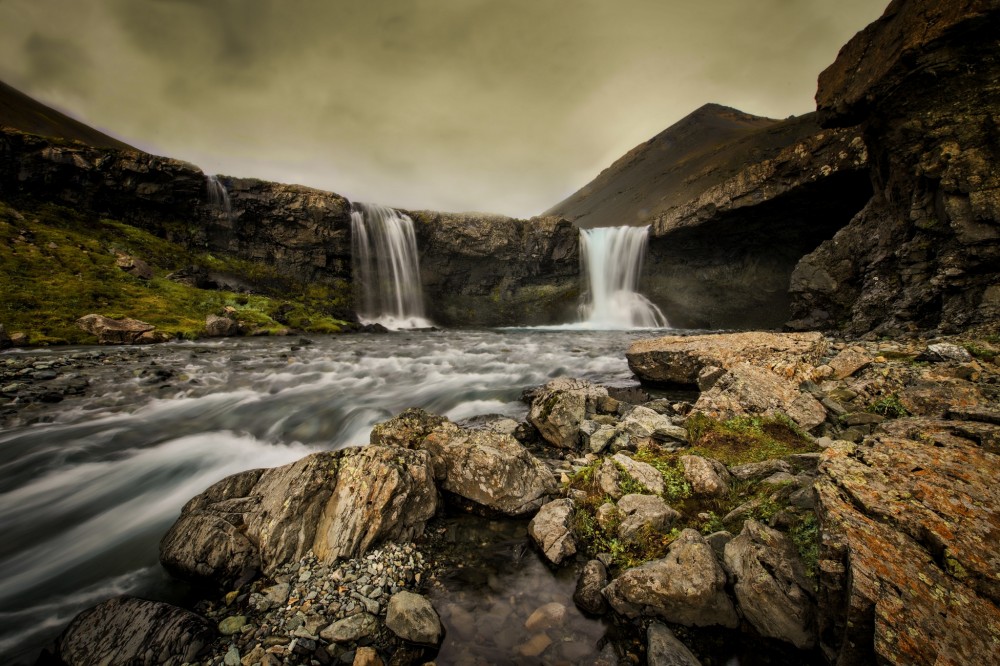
[160,447,437,585]
[412,211,580,327]
[790,0,1000,334]
[75,314,168,345]
[815,426,1000,665]
[55,596,214,666]
[724,520,816,649]
[602,529,738,628]
[616,493,679,541]
[573,560,609,616]
[528,498,577,564]
[528,378,609,449]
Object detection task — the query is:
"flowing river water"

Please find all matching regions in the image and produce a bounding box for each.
[1,328,686,663]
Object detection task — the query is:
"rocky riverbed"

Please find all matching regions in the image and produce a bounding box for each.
[27,328,999,666]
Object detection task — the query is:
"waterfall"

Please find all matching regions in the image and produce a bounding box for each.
[578,225,668,329]
[205,175,232,220]
[351,202,432,329]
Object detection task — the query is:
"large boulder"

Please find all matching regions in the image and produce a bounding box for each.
[680,455,731,497]
[204,314,239,337]
[724,520,816,649]
[375,409,557,515]
[616,494,679,541]
[602,529,738,627]
[528,498,577,564]
[528,378,608,449]
[574,559,609,615]
[160,447,437,585]
[816,429,1000,665]
[55,596,214,666]
[618,406,688,447]
[75,314,166,345]
[385,591,443,646]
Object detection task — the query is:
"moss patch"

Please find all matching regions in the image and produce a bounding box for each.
[684,412,816,465]
[0,201,351,343]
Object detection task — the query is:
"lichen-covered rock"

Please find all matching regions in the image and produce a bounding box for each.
[574,559,609,615]
[827,346,873,379]
[160,447,438,584]
[602,529,738,627]
[680,455,731,497]
[75,314,161,345]
[385,591,442,646]
[528,498,577,565]
[612,453,666,495]
[55,596,214,666]
[528,378,608,449]
[618,406,688,447]
[369,408,447,448]
[724,520,816,649]
[616,494,679,541]
[816,429,1000,665]
[729,459,794,482]
[421,422,557,515]
[204,314,239,337]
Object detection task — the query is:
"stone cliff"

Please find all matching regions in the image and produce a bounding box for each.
[789,0,1000,335]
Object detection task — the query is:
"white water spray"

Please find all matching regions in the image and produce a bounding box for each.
[351,203,432,329]
[578,225,668,329]
[205,175,232,220]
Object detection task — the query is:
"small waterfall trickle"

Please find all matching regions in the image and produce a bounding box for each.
[578,225,668,329]
[351,202,432,330]
[205,175,232,220]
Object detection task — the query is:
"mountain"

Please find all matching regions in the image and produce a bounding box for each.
[0,80,134,150]
[544,104,821,228]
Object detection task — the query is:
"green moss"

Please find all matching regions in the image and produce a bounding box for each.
[632,446,692,503]
[684,412,816,466]
[788,512,820,580]
[0,200,351,343]
[963,343,997,362]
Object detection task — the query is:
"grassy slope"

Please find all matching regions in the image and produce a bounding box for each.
[0,200,351,344]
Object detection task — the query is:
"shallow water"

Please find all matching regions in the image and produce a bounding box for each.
[0,329,667,662]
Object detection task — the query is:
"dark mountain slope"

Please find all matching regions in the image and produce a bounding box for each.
[0,80,134,150]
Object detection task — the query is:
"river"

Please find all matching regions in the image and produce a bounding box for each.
[0,328,667,663]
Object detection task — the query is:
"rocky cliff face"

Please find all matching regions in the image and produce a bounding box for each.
[789,0,1000,335]
[411,210,580,327]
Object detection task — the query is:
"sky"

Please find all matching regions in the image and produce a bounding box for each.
[0,0,885,217]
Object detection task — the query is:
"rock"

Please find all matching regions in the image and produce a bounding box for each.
[627,332,827,386]
[385,591,442,646]
[573,560,609,615]
[925,343,973,363]
[218,615,247,635]
[827,346,873,379]
[724,520,816,649]
[261,582,290,608]
[224,646,241,666]
[161,447,437,583]
[761,471,796,486]
[528,378,608,448]
[115,253,154,280]
[647,622,702,666]
[528,498,577,565]
[320,613,378,643]
[524,602,566,632]
[369,408,447,448]
[205,314,240,337]
[353,647,383,666]
[612,453,666,495]
[582,423,617,454]
[595,501,619,531]
[697,363,827,430]
[55,596,214,666]
[616,494,679,541]
[704,531,733,560]
[596,458,624,500]
[75,314,158,345]
[816,431,1000,665]
[619,406,688,446]
[420,421,557,515]
[680,455,731,497]
[0,324,11,350]
[517,632,553,658]
[729,459,793,482]
[602,529,738,627]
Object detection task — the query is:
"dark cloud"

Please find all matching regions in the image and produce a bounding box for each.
[0,0,886,216]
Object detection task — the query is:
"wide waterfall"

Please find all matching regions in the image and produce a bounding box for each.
[579,225,668,329]
[205,175,232,220]
[351,202,433,329]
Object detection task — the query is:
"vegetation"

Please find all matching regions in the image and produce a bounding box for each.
[963,342,997,362]
[867,393,909,418]
[0,200,351,344]
[684,412,814,465]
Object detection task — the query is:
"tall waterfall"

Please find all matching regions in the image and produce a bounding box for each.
[205,175,232,220]
[579,225,668,329]
[351,202,432,329]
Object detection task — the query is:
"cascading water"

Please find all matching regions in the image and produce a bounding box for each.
[578,225,668,329]
[205,175,232,220]
[351,202,432,329]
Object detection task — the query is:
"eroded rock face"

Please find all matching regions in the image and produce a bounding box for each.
[55,596,214,666]
[528,498,577,565]
[160,447,438,584]
[528,378,609,449]
[790,0,1000,335]
[724,520,816,649]
[602,529,738,628]
[816,429,1000,665]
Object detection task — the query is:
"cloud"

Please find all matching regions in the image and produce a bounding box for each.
[0,0,886,217]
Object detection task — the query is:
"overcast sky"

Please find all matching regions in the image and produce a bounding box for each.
[0,0,884,217]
